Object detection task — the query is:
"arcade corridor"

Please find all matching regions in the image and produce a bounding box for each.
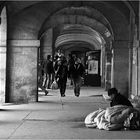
[0,1,139,104]
[0,1,140,138]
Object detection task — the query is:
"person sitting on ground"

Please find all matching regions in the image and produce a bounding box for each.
[108,87,133,107]
[107,88,140,130]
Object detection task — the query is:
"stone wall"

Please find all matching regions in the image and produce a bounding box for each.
[0,7,6,103]
[0,47,6,103]
[6,40,39,103]
[40,29,52,60]
[113,41,129,97]
[138,48,140,96]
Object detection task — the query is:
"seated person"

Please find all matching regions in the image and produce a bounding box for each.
[107,88,140,128]
[108,88,133,107]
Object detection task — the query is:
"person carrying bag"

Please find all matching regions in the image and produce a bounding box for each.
[51,79,58,90]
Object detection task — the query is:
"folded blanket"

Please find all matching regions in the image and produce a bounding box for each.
[85,105,131,130]
[105,105,130,123]
[85,108,104,128]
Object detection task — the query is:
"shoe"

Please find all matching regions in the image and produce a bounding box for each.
[45,90,49,96]
[61,94,65,97]
[75,94,79,97]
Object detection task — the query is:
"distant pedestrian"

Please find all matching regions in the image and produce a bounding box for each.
[38,60,45,89]
[69,57,85,97]
[67,54,75,86]
[43,55,55,93]
[53,55,60,73]
[55,56,68,97]
[57,49,64,58]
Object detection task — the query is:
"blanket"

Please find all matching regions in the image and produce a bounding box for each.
[85,105,132,130]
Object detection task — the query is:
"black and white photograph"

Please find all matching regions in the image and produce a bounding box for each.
[0,0,140,139]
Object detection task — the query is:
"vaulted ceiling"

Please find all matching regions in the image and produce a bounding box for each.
[0,1,139,52]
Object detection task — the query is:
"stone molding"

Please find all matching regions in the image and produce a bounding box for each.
[8,40,40,47]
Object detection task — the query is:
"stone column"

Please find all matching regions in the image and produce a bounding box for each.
[105,47,112,90]
[111,48,114,88]
[52,27,60,59]
[52,28,56,59]
[138,1,140,95]
[113,41,129,97]
[40,28,53,60]
[0,7,7,103]
[128,11,135,97]
[0,46,6,103]
[100,46,105,88]
[132,25,139,96]
[138,47,140,96]
[6,40,40,103]
[138,1,140,96]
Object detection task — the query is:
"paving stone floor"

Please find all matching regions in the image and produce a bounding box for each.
[0,87,140,139]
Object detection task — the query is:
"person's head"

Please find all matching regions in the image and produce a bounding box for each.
[54,55,59,61]
[58,49,61,53]
[47,55,51,60]
[72,54,76,60]
[108,88,118,100]
[62,59,67,66]
[77,58,81,63]
[75,58,81,64]
[68,54,72,59]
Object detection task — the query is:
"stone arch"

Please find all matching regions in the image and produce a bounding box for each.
[39,15,112,45]
[39,6,114,42]
[44,6,113,35]
[55,24,104,50]
[38,6,114,90]
[7,2,131,42]
[55,33,101,49]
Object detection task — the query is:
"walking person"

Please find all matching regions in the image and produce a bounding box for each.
[69,57,85,97]
[67,54,75,86]
[38,60,45,89]
[38,59,49,95]
[53,55,60,74]
[55,56,68,97]
[43,55,55,94]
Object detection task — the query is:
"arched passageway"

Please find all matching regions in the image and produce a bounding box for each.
[0,1,139,103]
[39,6,113,93]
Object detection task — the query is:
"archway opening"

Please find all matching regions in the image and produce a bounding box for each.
[37,6,114,99]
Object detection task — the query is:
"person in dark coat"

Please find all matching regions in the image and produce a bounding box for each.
[67,54,75,86]
[107,88,133,107]
[107,88,140,130]
[69,57,85,97]
[55,56,68,97]
[67,54,75,70]
[38,60,45,88]
[44,55,55,90]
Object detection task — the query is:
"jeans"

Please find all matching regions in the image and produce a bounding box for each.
[58,77,67,96]
[72,76,82,96]
[44,73,54,89]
